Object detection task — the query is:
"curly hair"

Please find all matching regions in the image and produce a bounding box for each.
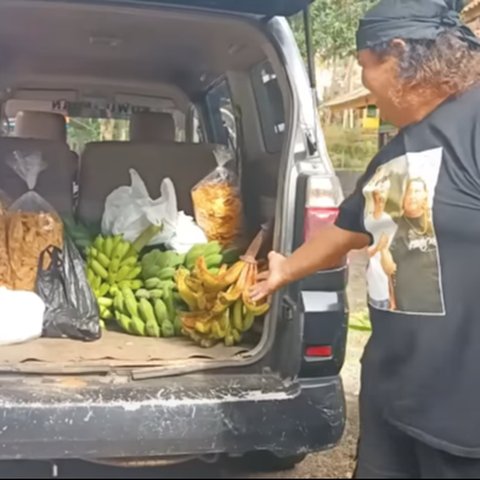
[371,31,480,104]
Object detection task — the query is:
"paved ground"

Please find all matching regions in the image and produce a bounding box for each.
[1,252,370,479]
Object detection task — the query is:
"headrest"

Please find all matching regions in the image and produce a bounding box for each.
[14,111,67,142]
[129,112,176,142]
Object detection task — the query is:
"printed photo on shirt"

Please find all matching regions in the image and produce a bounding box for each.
[362,148,445,315]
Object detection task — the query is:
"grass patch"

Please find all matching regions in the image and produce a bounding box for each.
[349,309,371,332]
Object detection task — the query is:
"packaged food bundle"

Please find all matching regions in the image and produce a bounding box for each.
[191,147,244,247]
[6,151,64,291]
[9,212,63,291]
[0,194,11,288]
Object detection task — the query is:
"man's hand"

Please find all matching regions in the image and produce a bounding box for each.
[249,224,370,302]
[250,252,289,302]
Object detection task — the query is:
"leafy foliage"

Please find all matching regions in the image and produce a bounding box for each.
[290,0,378,61]
[349,309,372,332]
[324,125,378,170]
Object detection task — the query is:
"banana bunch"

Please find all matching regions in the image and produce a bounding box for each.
[86,225,162,325]
[112,286,182,338]
[176,253,269,348]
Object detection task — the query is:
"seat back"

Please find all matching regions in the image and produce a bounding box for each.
[0,138,76,215]
[77,142,217,226]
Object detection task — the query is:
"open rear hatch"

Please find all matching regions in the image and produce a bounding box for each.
[0,0,292,377]
[100,0,312,16]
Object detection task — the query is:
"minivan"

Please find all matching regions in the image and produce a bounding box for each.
[0,0,347,471]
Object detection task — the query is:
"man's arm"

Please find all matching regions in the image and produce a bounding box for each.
[283,224,370,283]
[250,224,370,301]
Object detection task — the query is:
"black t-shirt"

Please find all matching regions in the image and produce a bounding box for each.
[336,85,480,457]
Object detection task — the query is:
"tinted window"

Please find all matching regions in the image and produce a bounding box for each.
[251,62,285,153]
[204,80,237,150]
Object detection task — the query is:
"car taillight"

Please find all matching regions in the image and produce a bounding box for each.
[304,175,341,241]
[305,345,333,358]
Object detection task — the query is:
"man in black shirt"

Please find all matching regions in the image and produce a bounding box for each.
[251,0,480,477]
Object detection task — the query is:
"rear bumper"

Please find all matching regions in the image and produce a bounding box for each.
[0,374,345,460]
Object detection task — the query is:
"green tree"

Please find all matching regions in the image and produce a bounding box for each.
[291,0,377,61]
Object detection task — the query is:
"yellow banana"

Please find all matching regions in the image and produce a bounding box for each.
[232,299,244,331]
[176,269,199,311]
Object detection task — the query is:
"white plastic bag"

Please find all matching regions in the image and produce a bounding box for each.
[167,212,208,253]
[0,287,44,345]
[102,169,178,246]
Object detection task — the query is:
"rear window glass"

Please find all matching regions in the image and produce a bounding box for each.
[4,97,186,154]
[67,117,129,153]
[204,80,237,150]
[251,61,285,153]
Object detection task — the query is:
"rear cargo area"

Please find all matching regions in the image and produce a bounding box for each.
[0,0,289,373]
[0,332,250,371]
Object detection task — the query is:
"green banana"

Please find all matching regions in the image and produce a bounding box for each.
[224,334,235,347]
[116,265,134,282]
[145,318,161,338]
[103,236,114,258]
[98,283,110,298]
[92,275,102,291]
[160,280,176,290]
[174,315,183,336]
[154,299,168,325]
[112,241,131,262]
[163,286,176,322]
[204,253,223,268]
[118,279,143,290]
[139,298,157,325]
[131,316,146,336]
[98,297,113,308]
[101,308,114,321]
[121,256,138,268]
[242,311,255,332]
[90,260,108,280]
[211,321,224,339]
[97,252,111,269]
[135,289,151,300]
[161,320,175,338]
[117,313,133,334]
[204,241,222,256]
[109,285,120,297]
[232,300,244,331]
[185,244,207,269]
[232,329,242,344]
[149,289,164,299]
[145,278,162,289]
[123,288,139,318]
[158,267,176,280]
[125,266,142,280]
[114,292,125,313]
[222,247,240,265]
[93,236,105,252]
[86,268,95,285]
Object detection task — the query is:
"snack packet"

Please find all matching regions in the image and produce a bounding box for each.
[7,151,63,291]
[191,147,244,247]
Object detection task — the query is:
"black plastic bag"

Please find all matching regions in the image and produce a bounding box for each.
[36,236,101,341]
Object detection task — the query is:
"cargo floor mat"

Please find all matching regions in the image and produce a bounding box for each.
[0,330,250,373]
